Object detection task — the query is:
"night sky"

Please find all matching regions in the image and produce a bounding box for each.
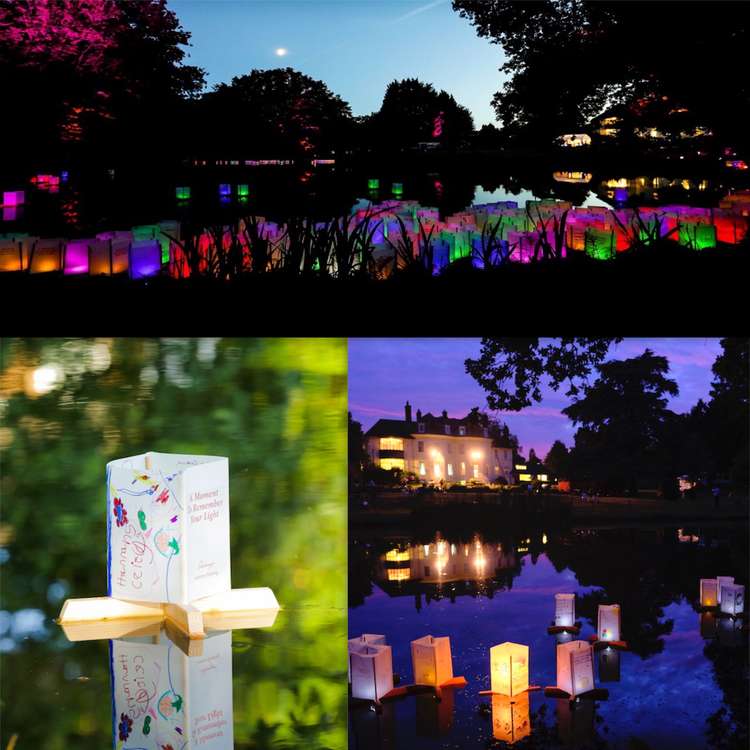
[168,0,505,126]
[348,338,724,459]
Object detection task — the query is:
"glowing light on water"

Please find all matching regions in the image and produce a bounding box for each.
[27,365,64,396]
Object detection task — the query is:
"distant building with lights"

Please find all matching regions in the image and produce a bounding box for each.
[364,402,514,484]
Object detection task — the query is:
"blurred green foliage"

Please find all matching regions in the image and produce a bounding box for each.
[0,337,347,749]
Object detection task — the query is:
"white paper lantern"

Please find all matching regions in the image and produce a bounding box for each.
[107,452,231,605]
[716,576,735,604]
[556,640,594,698]
[350,644,393,702]
[111,628,233,749]
[720,583,744,616]
[700,579,719,607]
[491,693,530,744]
[348,634,386,681]
[411,635,453,686]
[555,593,575,627]
[597,604,621,641]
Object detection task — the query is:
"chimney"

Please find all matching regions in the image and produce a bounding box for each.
[442,409,448,419]
[416,408,422,421]
[405,401,412,423]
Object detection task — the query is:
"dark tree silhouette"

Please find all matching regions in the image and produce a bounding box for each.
[544,440,570,478]
[452,0,750,152]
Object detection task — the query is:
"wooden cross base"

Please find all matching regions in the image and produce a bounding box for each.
[58,587,280,640]
[478,685,542,696]
[543,686,609,701]
[586,635,629,650]
[380,676,468,703]
[547,622,582,635]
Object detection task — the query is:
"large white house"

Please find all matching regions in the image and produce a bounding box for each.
[364,402,514,484]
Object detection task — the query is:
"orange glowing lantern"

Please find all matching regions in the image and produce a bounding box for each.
[700,579,719,607]
[0,240,23,271]
[492,693,530,744]
[411,635,453,686]
[29,239,63,272]
[597,604,621,642]
[490,642,529,696]
[350,644,394,703]
[556,640,594,698]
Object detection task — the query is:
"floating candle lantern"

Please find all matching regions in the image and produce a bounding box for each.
[411,635,453,687]
[490,642,529,696]
[392,182,404,197]
[348,634,387,681]
[700,579,719,607]
[597,647,620,682]
[720,583,744,616]
[237,184,249,198]
[597,605,621,642]
[350,644,394,702]
[0,240,22,272]
[111,628,234,747]
[368,178,379,190]
[716,576,734,604]
[176,186,191,200]
[556,640,594,698]
[30,239,63,272]
[2,191,24,207]
[491,693,530,744]
[219,183,232,197]
[63,239,93,275]
[555,593,576,627]
[129,239,162,278]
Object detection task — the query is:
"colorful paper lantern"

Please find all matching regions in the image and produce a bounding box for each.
[111,628,234,747]
[597,604,621,642]
[129,240,162,279]
[237,184,249,198]
[411,635,453,686]
[0,240,22,272]
[597,647,620,682]
[219,183,232,197]
[490,642,529,696]
[491,693,530,744]
[2,191,24,207]
[110,238,130,274]
[348,634,387,681]
[350,644,394,702]
[556,640,594,698]
[176,186,191,200]
[720,583,744,616]
[367,178,379,190]
[717,576,734,604]
[555,593,575,627]
[131,224,158,241]
[89,240,113,275]
[30,239,63,272]
[585,228,615,260]
[392,182,404,197]
[700,579,719,607]
[107,452,230,604]
[63,239,94,275]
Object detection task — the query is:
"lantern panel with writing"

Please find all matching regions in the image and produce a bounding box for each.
[597,604,621,641]
[490,642,529,696]
[720,583,744,616]
[716,577,734,604]
[556,640,594,698]
[107,452,231,605]
[555,593,576,627]
[411,635,453,686]
[350,644,393,702]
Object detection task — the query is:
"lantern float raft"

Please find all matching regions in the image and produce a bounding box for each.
[58,452,280,640]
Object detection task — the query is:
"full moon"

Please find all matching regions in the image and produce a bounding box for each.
[275,48,288,56]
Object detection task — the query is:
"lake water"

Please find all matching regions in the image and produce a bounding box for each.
[349,523,748,749]
[0,338,348,749]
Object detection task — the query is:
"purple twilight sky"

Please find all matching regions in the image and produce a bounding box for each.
[348,338,724,459]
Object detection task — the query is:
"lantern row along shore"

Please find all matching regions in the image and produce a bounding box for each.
[1,188,749,276]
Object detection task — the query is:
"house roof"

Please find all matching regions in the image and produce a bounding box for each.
[365,419,416,439]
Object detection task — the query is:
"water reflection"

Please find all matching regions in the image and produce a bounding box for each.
[491,693,530,744]
[350,521,748,748]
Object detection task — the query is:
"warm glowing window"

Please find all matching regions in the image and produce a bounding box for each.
[519,473,532,482]
[460,462,466,475]
[380,437,403,450]
[473,464,480,479]
[538,474,548,482]
[447,463,454,477]
[380,458,405,471]
[385,549,410,562]
[387,568,410,581]
[434,463,442,478]
[419,462,426,476]
[515,464,527,470]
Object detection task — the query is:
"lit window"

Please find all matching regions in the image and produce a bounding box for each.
[380,437,403,450]
[419,462,426,476]
[380,458,405,471]
[473,464,480,479]
[434,463,442,478]
[519,473,532,481]
[447,463,454,477]
[385,549,410,562]
[418,423,425,433]
[460,462,466,475]
[418,441,424,452]
[538,474,548,482]
[515,464,527,470]
[387,568,410,581]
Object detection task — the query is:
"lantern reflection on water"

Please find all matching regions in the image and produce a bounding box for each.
[411,635,453,686]
[717,616,744,647]
[700,611,718,639]
[597,605,621,642]
[700,579,719,607]
[555,593,576,627]
[492,692,530,744]
[416,687,455,736]
[350,700,395,750]
[556,641,595,698]
[556,696,595,748]
[490,642,529,696]
[350,644,394,703]
[598,647,620,682]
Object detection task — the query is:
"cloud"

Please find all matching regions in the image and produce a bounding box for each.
[391,0,450,23]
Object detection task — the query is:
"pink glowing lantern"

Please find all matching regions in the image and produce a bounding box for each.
[2,191,24,207]
[556,640,595,698]
[63,239,93,275]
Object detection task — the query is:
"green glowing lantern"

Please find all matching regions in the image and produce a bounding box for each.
[175,186,191,200]
[237,184,249,198]
[368,178,379,190]
[132,225,159,241]
[679,223,717,250]
[392,182,404,197]
[585,228,615,260]
[448,232,472,262]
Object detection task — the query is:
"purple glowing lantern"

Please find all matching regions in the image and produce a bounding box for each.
[129,240,161,279]
[63,239,93,275]
[2,191,24,207]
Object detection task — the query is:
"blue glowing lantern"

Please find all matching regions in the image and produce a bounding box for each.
[219,183,232,197]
